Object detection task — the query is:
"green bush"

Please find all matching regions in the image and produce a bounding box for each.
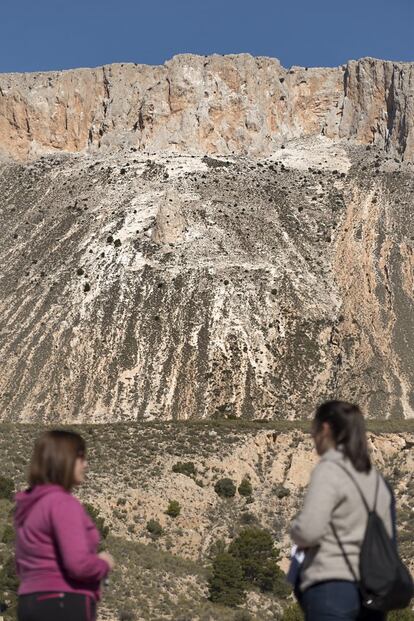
[172,462,197,478]
[0,477,14,501]
[238,478,253,498]
[166,500,181,518]
[0,555,18,594]
[273,484,290,499]
[146,519,163,537]
[389,610,414,621]
[234,611,253,621]
[240,511,258,525]
[0,504,18,619]
[229,527,291,597]
[271,566,292,598]
[1,524,15,545]
[215,478,237,498]
[208,552,245,607]
[83,503,109,540]
[282,603,304,620]
[207,538,227,560]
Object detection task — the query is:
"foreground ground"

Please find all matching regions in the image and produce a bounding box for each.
[0,420,413,620]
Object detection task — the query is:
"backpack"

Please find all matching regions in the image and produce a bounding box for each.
[331,462,413,612]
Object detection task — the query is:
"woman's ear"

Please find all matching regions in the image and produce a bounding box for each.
[322,422,336,449]
[321,421,332,437]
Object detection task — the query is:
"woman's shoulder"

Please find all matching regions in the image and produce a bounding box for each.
[313,448,345,474]
[47,488,85,516]
[309,451,346,489]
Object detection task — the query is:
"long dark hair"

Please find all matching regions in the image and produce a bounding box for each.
[313,401,371,473]
[29,430,86,491]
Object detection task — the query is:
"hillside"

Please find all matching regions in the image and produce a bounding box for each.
[0,422,413,620]
[0,140,413,420]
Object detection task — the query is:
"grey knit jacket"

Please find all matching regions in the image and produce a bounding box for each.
[290,447,393,591]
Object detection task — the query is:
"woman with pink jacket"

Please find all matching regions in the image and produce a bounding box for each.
[14,430,114,621]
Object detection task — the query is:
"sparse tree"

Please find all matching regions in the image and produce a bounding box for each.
[215,478,236,498]
[282,603,304,621]
[0,477,14,501]
[208,552,245,607]
[238,478,253,498]
[146,519,163,538]
[172,462,197,478]
[229,527,290,597]
[166,500,181,518]
[83,503,109,540]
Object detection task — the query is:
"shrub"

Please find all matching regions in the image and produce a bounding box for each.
[208,552,245,607]
[240,511,258,525]
[0,552,18,621]
[83,503,109,540]
[215,478,237,498]
[389,610,414,621]
[282,603,304,621]
[0,555,18,593]
[166,500,181,518]
[238,478,253,498]
[172,462,197,478]
[1,524,15,545]
[234,611,252,621]
[270,564,292,599]
[0,477,14,501]
[146,519,163,538]
[273,484,290,499]
[229,527,291,597]
[207,538,227,560]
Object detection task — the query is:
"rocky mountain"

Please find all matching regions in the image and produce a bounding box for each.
[0,55,413,421]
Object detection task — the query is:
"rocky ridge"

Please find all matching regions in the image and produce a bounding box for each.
[0,55,414,162]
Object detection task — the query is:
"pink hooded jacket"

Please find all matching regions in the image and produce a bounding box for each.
[14,484,109,601]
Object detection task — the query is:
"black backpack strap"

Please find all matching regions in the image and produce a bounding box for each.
[373,469,380,511]
[383,477,397,544]
[330,522,359,584]
[329,460,380,586]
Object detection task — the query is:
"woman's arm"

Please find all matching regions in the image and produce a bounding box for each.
[290,461,341,548]
[50,495,110,583]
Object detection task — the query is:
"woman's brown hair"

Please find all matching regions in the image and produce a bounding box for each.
[313,400,371,473]
[29,430,86,491]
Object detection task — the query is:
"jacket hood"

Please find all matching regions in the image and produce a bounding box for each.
[14,484,65,527]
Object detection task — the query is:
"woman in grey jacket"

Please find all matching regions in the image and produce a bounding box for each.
[291,401,393,621]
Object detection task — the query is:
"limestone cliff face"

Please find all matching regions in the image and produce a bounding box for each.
[0,55,414,161]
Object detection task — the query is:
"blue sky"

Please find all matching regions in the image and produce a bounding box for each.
[1,0,413,73]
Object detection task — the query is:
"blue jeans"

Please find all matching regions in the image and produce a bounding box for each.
[300,581,385,621]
